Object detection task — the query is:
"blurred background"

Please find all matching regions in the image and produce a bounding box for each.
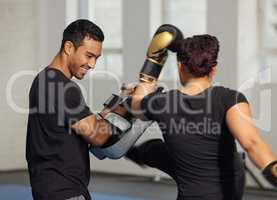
[0,0,277,199]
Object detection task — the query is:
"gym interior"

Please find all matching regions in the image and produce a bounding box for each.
[0,0,277,199]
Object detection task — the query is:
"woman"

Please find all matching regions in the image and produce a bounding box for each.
[127,34,277,200]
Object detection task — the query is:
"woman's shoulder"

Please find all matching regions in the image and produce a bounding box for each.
[211,85,245,96]
[212,85,237,92]
[142,89,179,107]
[147,89,177,97]
[211,86,248,111]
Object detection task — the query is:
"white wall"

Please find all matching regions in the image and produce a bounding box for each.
[208,0,277,188]
[238,0,277,188]
[0,0,38,170]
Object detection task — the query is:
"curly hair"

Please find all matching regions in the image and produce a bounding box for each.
[177,34,219,77]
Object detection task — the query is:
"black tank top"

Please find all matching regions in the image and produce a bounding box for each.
[141,86,248,198]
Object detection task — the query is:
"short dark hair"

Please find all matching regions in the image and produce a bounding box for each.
[177,34,219,77]
[60,19,104,51]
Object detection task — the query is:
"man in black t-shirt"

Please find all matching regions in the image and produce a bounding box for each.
[26,19,113,200]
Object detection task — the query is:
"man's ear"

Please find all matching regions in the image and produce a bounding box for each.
[63,41,75,56]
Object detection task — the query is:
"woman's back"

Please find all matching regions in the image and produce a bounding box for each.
[129,33,276,199]
[140,86,248,199]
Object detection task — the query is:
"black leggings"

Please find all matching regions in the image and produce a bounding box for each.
[126,139,177,179]
[126,139,245,200]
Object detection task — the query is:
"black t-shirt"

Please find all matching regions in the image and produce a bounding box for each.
[141,86,248,198]
[26,67,92,200]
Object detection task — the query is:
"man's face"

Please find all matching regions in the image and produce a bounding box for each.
[69,37,102,79]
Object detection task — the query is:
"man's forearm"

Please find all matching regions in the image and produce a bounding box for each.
[72,114,112,146]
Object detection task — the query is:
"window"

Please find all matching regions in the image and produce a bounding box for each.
[160,0,207,81]
[260,0,277,50]
[259,0,277,83]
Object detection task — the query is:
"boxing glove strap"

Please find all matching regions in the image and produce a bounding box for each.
[119,96,133,121]
[140,59,163,82]
[103,94,122,110]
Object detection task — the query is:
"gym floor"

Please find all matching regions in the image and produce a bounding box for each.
[0,171,277,200]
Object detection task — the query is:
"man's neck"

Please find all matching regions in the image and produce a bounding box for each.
[48,53,72,79]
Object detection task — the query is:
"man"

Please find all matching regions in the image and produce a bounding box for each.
[26,19,112,200]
